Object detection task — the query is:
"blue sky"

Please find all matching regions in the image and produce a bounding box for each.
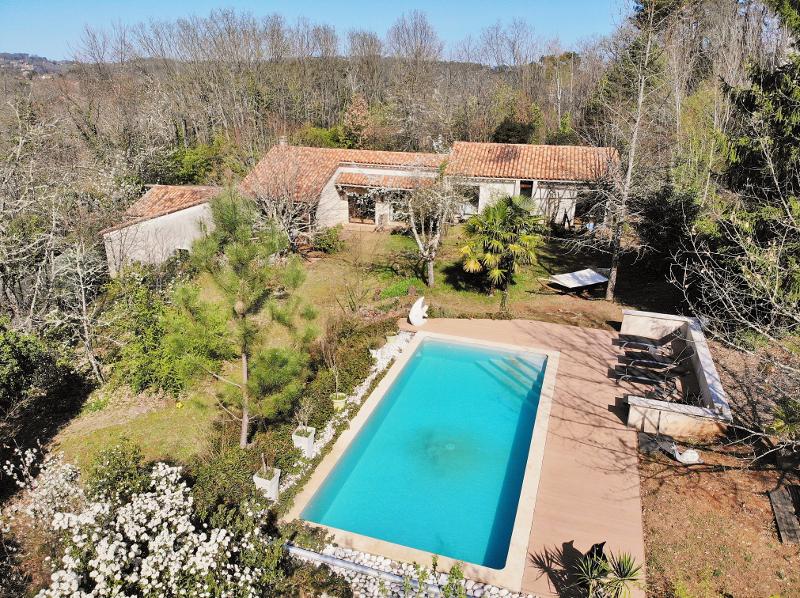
[0,0,623,61]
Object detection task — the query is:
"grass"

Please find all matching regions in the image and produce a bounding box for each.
[44,223,795,598]
[380,278,420,299]
[299,226,659,330]
[52,224,680,470]
[55,387,217,468]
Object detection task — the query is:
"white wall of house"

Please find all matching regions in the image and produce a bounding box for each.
[314,165,438,228]
[103,203,213,276]
[473,179,579,225]
[532,184,578,225]
[315,172,349,228]
[315,169,582,229]
[477,180,516,212]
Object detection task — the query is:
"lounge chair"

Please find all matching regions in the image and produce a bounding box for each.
[613,364,683,386]
[619,346,694,373]
[408,296,429,327]
[546,267,609,292]
[613,329,682,352]
[640,384,681,402]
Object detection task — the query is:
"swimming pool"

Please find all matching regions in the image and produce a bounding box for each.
[301,336,549,569]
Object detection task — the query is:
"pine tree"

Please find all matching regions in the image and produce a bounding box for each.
[190,189,314,448]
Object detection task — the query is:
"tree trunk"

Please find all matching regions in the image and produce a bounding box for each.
[606,222,622,301]
[500,279,510,312]
[239,351,249,449]
[605,8,654,301]
[426,259,435,287]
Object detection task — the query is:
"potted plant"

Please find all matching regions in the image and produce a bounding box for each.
[292,394,316,458]
[322,319,347,412]
[252,453,280,501]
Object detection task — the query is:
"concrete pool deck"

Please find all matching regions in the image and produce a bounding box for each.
[399,318,645,598]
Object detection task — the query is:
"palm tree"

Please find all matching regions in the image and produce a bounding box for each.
[461,195,542,311]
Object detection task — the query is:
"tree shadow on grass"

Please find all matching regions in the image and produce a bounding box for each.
[441,261,490,293]
[539,237,686,314]
[613,255,685,314]
[0,370,92,505]
[536,238,600,276]
[369,249,422,281]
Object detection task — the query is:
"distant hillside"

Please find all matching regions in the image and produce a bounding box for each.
[0,52,71,76]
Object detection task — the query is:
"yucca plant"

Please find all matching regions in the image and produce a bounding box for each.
[575,551,642,598]
[605,552,642,597]
[575,552,608,598]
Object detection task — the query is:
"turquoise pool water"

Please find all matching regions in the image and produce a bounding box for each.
[302,338,547,569]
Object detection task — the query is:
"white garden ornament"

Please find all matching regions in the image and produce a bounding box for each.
[408,296,429,327]
[253,454,281,501]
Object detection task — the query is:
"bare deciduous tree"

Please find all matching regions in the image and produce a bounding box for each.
[50,238,107,382]
[403,180,463,287]
[249,161,314,252]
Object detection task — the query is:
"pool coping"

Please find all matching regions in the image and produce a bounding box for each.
[285,330,561,592]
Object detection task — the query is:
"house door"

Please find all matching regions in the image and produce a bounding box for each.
[348,194,376,224]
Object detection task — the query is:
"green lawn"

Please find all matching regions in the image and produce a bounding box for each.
[55,386,218,468]
[300,225,632,329]
[54,225,678,468]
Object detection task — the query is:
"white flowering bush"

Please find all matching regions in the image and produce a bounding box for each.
[3,446,85,527]
[3,443,352,598]
[36,462,292,597]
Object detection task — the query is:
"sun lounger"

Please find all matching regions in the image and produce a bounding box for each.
[641,384,682,401]
[613,329,682,353]
[547,268,609,291]
[619,350,693,374]
[623,345,694,363]
[613,364,682,385]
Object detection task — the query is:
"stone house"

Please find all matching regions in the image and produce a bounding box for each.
[102,141,617,274]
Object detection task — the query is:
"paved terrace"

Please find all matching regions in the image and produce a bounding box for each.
[400,318,645,598]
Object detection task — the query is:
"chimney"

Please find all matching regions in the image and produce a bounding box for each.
[278,135,288,147]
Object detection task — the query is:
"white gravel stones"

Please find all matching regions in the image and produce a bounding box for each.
[291,544,540,598]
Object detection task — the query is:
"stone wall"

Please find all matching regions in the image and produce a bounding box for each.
[621,310,731,439]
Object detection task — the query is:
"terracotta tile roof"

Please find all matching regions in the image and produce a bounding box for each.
[126,184,221,219]
[239,145,442,201]
[104,143,618,236]
[101,184,221,234]
[334,172,435,190]
[445,141,619,182]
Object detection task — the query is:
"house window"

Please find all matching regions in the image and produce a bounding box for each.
[347,192,376,223]
[520,180,534,198]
